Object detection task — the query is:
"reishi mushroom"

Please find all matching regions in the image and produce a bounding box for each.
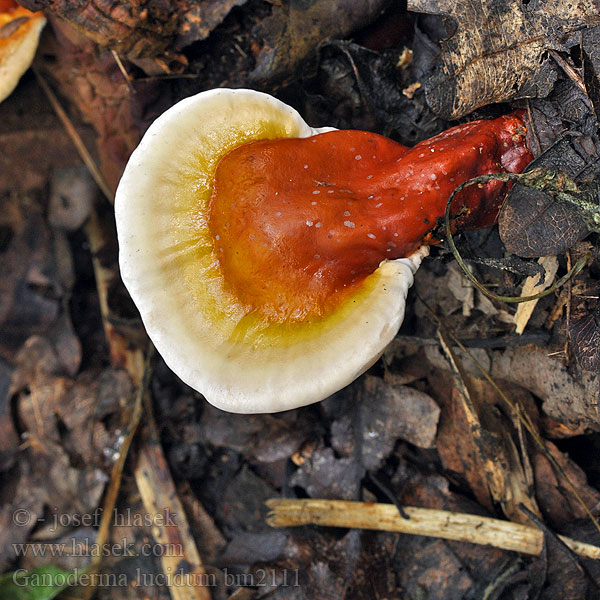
[116,89,532,413]
[0,0,45,103]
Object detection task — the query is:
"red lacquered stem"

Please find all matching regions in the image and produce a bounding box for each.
[209,112,532,321]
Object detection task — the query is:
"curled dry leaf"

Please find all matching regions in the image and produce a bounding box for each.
[408,0,598,119]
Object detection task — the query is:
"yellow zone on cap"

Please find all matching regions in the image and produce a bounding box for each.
[116,89,426,413]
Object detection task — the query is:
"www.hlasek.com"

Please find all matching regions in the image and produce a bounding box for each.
[11,568,301,589]
[13,538,182,558]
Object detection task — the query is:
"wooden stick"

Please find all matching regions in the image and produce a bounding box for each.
[266,499,600,561]
[135,428,211,599]
[33,68,114,204]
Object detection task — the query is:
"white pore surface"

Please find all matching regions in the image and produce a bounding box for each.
[116,88,426,413]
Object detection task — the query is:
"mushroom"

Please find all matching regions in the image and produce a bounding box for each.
[0,0,45,103]
[116,89,532,413]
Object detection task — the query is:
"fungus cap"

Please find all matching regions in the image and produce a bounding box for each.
[0,2,45,103]
[116,88,426,413]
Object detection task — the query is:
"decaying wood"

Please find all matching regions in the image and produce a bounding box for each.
[266,498,600,561]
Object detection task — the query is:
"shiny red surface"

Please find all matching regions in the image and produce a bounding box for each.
[209,113,532,322]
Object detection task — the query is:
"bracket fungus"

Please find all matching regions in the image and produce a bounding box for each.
[0,0,45,103]
[116,89,532,413]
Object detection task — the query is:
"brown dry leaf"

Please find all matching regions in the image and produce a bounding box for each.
[408,0,599,119]
[499,136,596,258]
[491,345,599,429]
[250,0,389,83]
[39,20,156,192]
[570,305,600,372]
[330,376,440,472]
[533,440,600,528]
[394,470,511,598]
[432,343,540,523]
[12,336,132,469]
[301,529,398,600]
[426,341,599,429]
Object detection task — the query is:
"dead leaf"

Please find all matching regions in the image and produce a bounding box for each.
[446,262,474,317]
[330,376,440,472]
[491,345,600,429]
[220,465,276,534]
[425,341,600,430]
[408,0,599,119]
[290,447,365,501]
[435,332,541,523]
[39,20,162,192]
[499,137,596,258]
[533,440,600,528]
[200,405,311,464]
[570,305,600,372]
[0,196,61,357]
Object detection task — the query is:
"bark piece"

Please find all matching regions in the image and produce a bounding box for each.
[20,0,247,58]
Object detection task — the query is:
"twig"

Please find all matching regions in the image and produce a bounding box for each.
[134,426,211,600]
[111,50,135,94]
[265,499,600,560]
